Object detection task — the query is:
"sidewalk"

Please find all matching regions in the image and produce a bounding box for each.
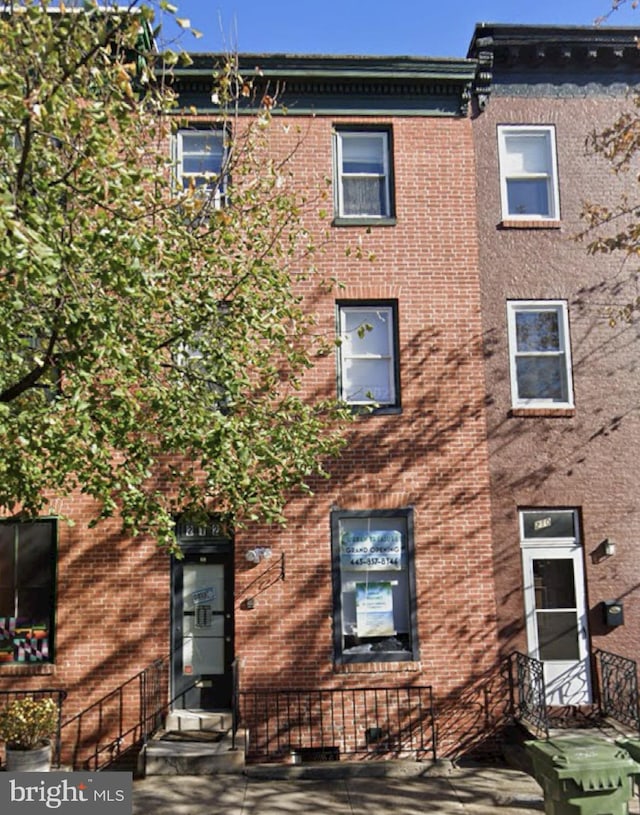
[132,762,547,815]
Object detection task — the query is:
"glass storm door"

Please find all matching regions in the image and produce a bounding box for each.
[172,551,233,709]
[522,545,591,705]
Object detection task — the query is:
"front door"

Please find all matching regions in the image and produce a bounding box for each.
[520,509,591,706]
[172,546,234,709]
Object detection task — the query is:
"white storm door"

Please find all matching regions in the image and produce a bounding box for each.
[522,545,591,705]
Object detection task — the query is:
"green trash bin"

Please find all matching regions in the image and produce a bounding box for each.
[617,737,640,766]
[525,735,640,815]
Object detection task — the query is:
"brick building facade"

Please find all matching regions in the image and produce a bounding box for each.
[468,24,640,716]
[1,52,504,764]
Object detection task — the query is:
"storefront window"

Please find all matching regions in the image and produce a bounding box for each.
[331,509,418,663]
[0,520,56,664]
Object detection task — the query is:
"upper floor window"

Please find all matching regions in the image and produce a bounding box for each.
[175,129,226,206]
[498,126,559,220]
[336,301,400,411]
[0,520,56,664]
[507,300,574,409]
[334,128,393,221]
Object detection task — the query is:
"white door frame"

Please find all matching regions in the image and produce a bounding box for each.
[520,510,592,706]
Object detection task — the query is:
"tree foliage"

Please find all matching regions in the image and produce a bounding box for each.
[580,0,640,324]
[0,1,350,551]
[581,91,640,325]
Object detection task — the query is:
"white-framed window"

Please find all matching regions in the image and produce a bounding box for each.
[498,125,560,220]
[174,129,226,205]
[507,300,574,408]
[331,509,418,664]
[337,301,400,409]
[334,129,392,219]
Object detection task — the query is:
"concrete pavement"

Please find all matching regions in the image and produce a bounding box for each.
[132,761,549,815]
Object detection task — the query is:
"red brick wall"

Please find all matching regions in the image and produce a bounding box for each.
[0,112,501,760]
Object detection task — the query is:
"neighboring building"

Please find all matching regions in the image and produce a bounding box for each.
[0,52,504,766]
[468,25,640,718]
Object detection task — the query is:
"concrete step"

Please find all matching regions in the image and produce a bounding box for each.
[142,727,246,775]
[164,709,234,732]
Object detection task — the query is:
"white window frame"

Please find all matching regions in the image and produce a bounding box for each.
[507,300,574,409]
[337,302,399,408]
[334,130,392,219]
[498,125,560,221]
[174,129,226,206]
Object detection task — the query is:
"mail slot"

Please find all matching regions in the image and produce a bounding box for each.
[603,600,624,627]
[195,604,212,629]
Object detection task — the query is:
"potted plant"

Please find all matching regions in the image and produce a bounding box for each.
[0,696,59,771]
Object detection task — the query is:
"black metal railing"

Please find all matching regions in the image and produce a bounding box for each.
[61,656,170,771]
[0,688,67,768]
[594,649,640,731]
[238,686,435,763]
[508,651,549,738]
[231,658,240,752]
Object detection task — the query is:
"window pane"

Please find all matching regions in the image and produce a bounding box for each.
[342,309,391,357]
[515,311,560,353]
[17,523,52,587]
[505,134,550,173]
[533,559,576,609]
[0,521,54,663]
[516,355,566,401]
[522,511,576,540]
[342,135,385,174]
[180,132,224,190]
[343,358,393,403]
[536,611,580,660]
[183,155,222,175]
[506,178,550,216]
[337,515,412,659]
[342,177,387,217]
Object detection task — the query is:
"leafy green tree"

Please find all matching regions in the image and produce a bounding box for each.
[581,99,640,324]
[0,1,349,551]
[578,0,640,323]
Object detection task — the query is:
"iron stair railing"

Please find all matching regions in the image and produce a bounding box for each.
[594,648,640,732]
[61,655,171,771]
[508,651,549,738]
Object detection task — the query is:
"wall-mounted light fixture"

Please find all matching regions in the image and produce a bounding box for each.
[245,547,273,565]
[603,539,616,557]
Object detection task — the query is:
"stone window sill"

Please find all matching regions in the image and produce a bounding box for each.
[510,407,575,418]
[500,219,561,229]
[333,216,397,227]
[334,661,421,674]
[0,663,55,676]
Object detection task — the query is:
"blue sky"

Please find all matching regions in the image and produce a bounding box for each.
[157,0,640,57]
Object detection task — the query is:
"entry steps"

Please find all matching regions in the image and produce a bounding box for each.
[142,709,245,775]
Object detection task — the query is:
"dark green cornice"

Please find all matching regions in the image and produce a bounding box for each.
[468,24,640,109]
[168,53,478,117]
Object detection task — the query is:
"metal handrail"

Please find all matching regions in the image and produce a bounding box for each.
[60,652,231,771]
[0,688,67,768]
[231,658,239,752]
[508,651,549,738]
[61,655,171,770]
[594,648,640,732]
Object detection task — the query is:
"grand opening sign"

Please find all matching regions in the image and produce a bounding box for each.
[340,530,403,570]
